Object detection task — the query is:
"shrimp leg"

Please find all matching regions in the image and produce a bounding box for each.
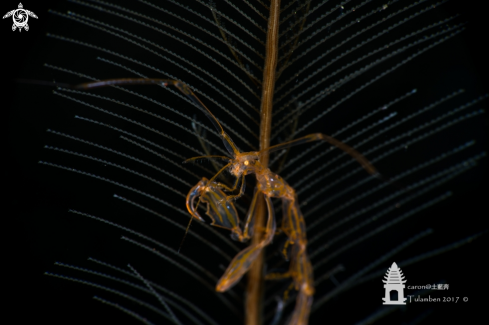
[216,193,276,292]
[204,174,247,202]
[288,288,313,325]
[283,201,314,325]
[186,178,243,239]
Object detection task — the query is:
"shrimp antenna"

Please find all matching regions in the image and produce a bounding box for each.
[257,133,378,176]
[74,78,241,156]
[183,155,231,164]
[178,199,200,254]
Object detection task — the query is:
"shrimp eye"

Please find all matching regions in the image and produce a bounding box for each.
[244,160,249,166]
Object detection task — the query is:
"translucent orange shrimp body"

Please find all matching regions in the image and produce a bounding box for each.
[184,121,377,325]
[74,78,378,325]
[232,153,315,324]
[187,151,315,324]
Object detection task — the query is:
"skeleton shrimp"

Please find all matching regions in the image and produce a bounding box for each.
[73,78,379,325]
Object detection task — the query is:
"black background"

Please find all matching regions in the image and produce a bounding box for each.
[4,1,488,324]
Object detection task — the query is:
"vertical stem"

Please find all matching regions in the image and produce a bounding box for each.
[245,1,280,325]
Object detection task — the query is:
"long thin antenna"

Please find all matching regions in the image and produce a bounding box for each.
[74,78,241,156]
[178,198,202,253]
[178,217,193,254]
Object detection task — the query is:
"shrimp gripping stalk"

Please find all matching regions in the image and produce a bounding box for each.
[75,78,380,325]
[183,121,378,325]
[189,162,315,324]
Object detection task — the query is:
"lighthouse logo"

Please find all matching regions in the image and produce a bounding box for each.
[382,262,407,305]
